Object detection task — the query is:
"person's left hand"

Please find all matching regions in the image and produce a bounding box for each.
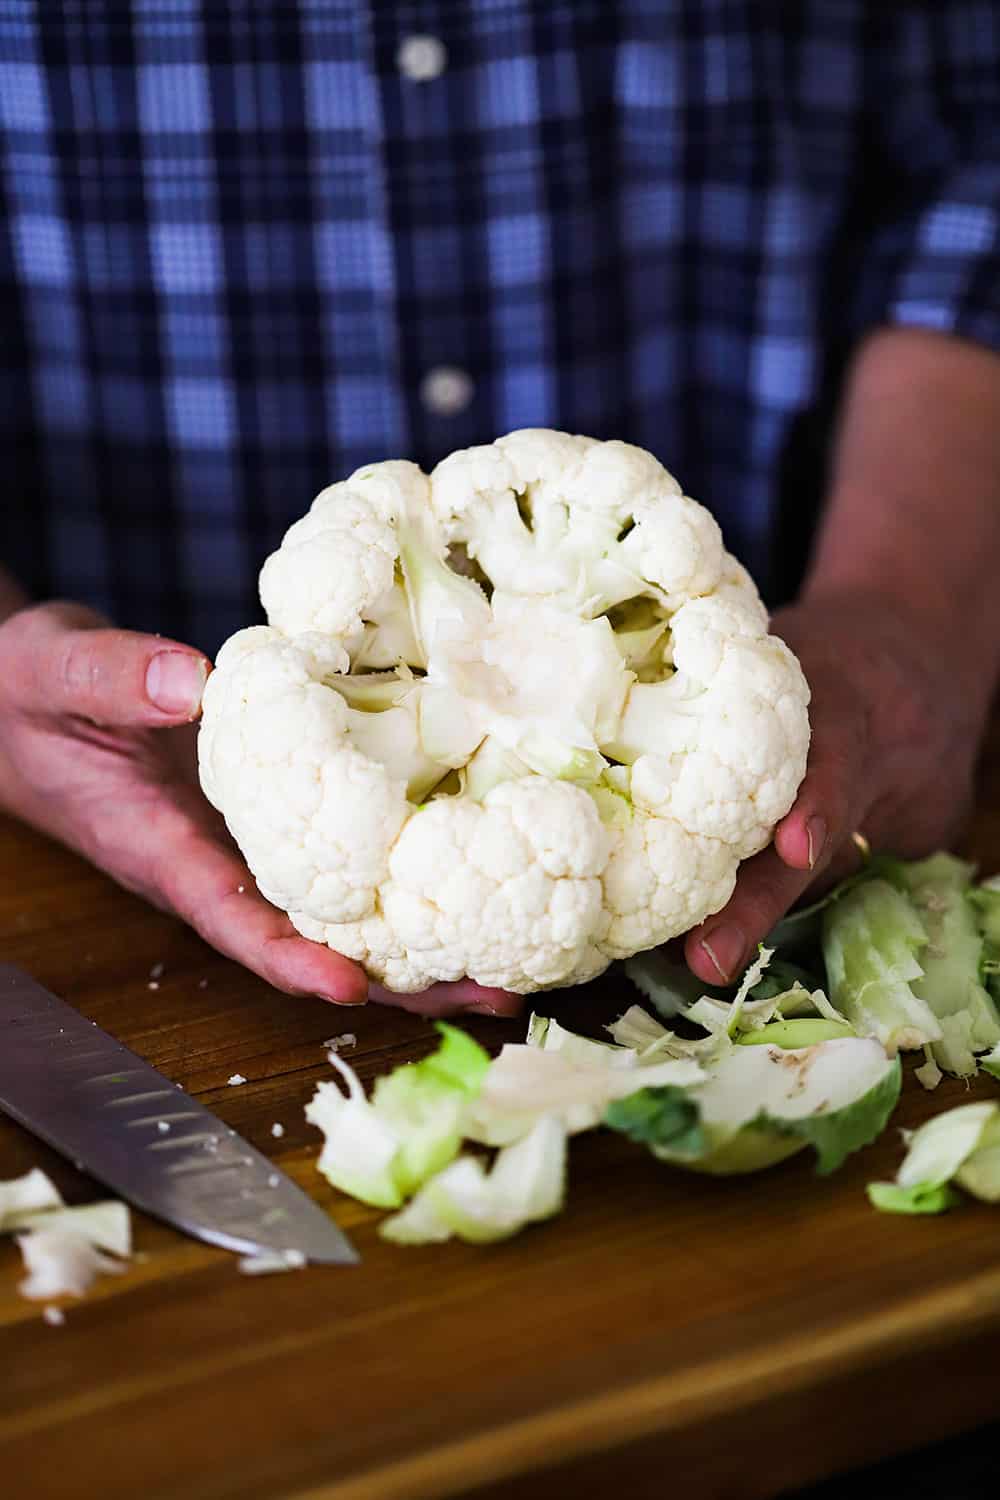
[683,589,988,985]
[0,603,517,1019]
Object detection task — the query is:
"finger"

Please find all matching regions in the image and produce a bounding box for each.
[683,824,869,987]
[4,602,210,728]
[153,804,512,1013]
[683,844,817,986]
[771,678,866,875]
[368,979,523,1019]
[684,678,871,985]
[773,750,857,876]
[150,813,368,1005]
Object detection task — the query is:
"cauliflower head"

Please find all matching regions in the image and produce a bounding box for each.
[199,431,810,993]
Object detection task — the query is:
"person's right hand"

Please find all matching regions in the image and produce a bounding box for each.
[0,603,517,1018]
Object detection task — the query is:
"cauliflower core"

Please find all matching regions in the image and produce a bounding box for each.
[199,432,810,993]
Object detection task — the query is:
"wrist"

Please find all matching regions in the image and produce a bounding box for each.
[797,562,1000,733]
[802,328,1000,721]
[804,467,1000,641]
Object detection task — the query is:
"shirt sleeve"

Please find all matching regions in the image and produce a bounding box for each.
[857,5,1000,354]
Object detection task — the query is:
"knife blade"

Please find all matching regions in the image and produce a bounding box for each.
[0,964,358,1264]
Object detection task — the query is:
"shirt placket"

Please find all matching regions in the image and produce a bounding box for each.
[371,3,489,471]
[302,2,408,470]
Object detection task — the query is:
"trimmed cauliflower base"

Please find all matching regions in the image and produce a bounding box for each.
[199,431,810,993]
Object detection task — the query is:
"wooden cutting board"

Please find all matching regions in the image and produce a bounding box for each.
[3,733,1000,1500]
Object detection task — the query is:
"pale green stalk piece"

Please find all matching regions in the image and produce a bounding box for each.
[723,946,774,1035]
[914,1046,943,1091]
[970,874,1000,949]
[326,671,471,802]
[344,701,453,804]
[527,1012,637,1068]
[354,575,427,671]
[306,1058,404,1209]
[610,1037,901,1177]
[680,946,774,1038]
[305,1024,491,1208]
[954,1111,1000,1202]
[772,984,850,1026]
[462,736,533,802]
[5,1201,131,1257]
[607,1004,729,1070]
[822,879,942,1054]
[462,731,606,803]
[380,1115,567,1245]
[622,948,708,1019]
[982,1041,1000,1082]
[395,493,493,661]
[868,1100,1000,1214]
[0,1168,62,1228]
[371,1025,492,1200]
[463,1043,703,1146]
[735,1017,855,1048]
[586,779,634,829]
[606,1004,673,1052]
[895,853,1000,1075]
[607,1004,724,1066]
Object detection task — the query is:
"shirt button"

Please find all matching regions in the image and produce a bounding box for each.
[396,34,448,82]
[420,366,475,417]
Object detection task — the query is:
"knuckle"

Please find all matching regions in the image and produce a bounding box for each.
[57,634,100,709]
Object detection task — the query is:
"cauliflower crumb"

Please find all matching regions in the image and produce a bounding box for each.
[198,978,208,989]
[237,1248,306,1275]
[323,1034,357,1053]
[147,981,160,991]
[227,1074,247,1087]
[43,1306,65,1327]
[149,962,165,980]
[156,1121,170,1134]
[271,1122,285,1138]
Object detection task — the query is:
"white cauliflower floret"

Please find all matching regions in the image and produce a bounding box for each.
[199,629,409,924]
[380,780,612,992]
[608,596,811,855]
[714,557,770,629]
[430,429,723,618]
[618,492,725,608]
[259,486,397,641]
[290,781,611,994]
[200,432,812,995]
[601,815,739,960]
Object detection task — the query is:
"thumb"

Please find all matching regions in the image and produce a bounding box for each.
[3,602,210,728]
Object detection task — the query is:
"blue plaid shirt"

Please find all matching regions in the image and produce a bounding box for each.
[3,3,1000,654]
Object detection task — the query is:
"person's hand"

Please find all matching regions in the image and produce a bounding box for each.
[0,603,517,1017]
[684,589,986,985]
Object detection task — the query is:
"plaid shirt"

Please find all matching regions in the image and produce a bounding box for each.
[3,3,1000,655]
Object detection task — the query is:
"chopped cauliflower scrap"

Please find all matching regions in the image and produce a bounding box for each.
[200,432,810,993]
[1,1170,132,1302]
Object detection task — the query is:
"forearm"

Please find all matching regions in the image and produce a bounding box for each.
[802,327,1000,722]
[0,565,29,625]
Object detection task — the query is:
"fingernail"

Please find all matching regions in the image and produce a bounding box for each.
[806,816,827,871]
[146,651,208,716]
[317,992,368,1007]
[700,924,746,984]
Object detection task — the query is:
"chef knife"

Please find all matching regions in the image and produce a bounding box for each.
[0,964,358,1264]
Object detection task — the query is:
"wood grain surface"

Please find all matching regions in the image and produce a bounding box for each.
[3,729,1000,1500]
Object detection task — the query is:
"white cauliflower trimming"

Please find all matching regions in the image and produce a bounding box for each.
[199,430,810,993]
